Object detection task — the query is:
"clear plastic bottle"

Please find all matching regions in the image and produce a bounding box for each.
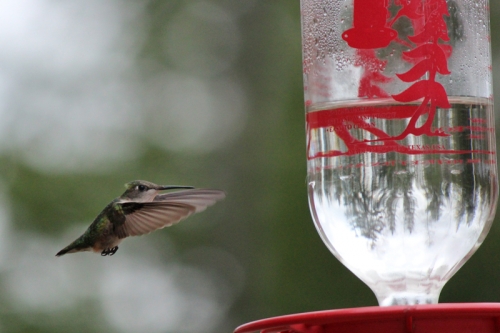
[301,0,498,305]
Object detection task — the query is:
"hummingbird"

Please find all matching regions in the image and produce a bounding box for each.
[56,180,225,257]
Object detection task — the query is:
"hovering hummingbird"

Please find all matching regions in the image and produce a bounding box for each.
[56,180,225,257]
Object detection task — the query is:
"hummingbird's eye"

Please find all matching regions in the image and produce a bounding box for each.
[137,185,147,192]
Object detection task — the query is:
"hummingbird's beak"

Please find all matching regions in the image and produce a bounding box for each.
[157,185,195,191]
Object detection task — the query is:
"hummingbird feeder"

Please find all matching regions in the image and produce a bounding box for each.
[235,0,500,331]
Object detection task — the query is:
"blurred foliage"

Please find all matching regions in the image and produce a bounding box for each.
[2,1,500,333]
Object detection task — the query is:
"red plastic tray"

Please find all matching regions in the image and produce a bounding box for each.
[234,303,500,333]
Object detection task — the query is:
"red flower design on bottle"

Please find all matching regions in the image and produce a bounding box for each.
[388,0,452,140]
[307,0,456,159]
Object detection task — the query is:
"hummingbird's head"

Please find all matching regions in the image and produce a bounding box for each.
[120,180,194,202]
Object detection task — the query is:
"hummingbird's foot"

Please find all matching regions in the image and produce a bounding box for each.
[101,246,119,256]
[109,246,118,256]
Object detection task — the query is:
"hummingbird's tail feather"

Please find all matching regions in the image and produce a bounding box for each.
[56,236,90,257]
[56,247,70,257]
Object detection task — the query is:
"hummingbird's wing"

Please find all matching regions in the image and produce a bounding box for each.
[115,189,225,238]
[153,189,226,212]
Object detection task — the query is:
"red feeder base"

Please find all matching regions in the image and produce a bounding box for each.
[234,303,500,333]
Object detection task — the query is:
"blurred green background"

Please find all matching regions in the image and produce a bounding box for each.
[1,1,500,332]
